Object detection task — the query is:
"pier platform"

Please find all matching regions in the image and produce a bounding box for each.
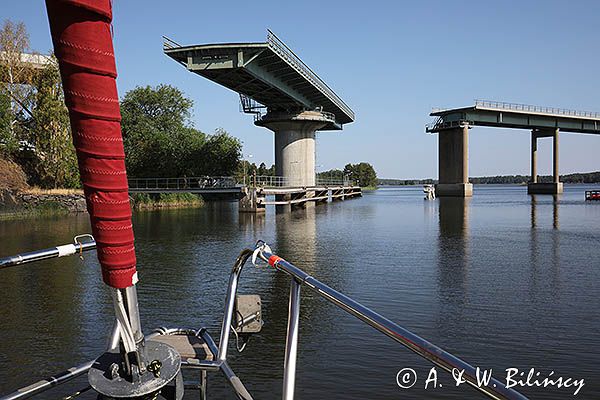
[239,185,362,213]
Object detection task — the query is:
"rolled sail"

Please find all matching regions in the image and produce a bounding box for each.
[46,0,136,288]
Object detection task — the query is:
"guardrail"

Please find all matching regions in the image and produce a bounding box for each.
[128,176,356,190]
[128,176,238,191]
[251,175,291,187]
[251,175,354,187]
[315,176,352,186]
[475,99,600,119]
[266,30,355,122]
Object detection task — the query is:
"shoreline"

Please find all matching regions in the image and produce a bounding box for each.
[0,189,205,220]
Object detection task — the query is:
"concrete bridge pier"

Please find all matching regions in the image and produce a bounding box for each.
[256,110,333,187]
[527,128,563,194]
[239,187,265,213]
[436,125,473,197]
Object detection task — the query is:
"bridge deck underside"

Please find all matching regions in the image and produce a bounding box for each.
[429,107,600,134]
[164,43,353,127]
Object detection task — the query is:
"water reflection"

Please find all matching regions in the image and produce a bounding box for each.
[437,198,470,324]
[530,194,560,230]
[238,212,265,236]
[529,195,561,302]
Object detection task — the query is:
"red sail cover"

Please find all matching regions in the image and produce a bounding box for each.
[46,0,137,288]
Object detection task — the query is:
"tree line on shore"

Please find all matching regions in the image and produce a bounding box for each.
[379,172,600,186]
[0,20,242,189]
[317,163,378,187]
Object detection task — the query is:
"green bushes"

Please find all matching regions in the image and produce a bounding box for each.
[131,192,203,210]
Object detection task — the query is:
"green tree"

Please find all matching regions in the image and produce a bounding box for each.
[121,84,195,177]
[28,55,79,188]
[0,20,37,158]
[193,127,241,176]
[344,162,378,188]
[316,168,344,182]
[0,91,14,155]
[257,162,267,175]
[121,85,241,177]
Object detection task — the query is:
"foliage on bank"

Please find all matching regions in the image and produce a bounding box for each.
[131,192,204,210]
[317,162,378,188]
[235,161,275,182]
[121,85,242,178]
[1,20,244,191]
[1,20,79,189]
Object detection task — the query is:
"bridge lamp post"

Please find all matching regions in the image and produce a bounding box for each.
[243,154,253,186]
[316,165,323,184]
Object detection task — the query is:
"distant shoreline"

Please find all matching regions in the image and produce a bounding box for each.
[379,171,600,186]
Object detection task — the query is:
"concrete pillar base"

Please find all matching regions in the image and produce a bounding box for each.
[435,183,473,197]
[527,182,563,195]
[256,110,334,187]
[239,188,265,213]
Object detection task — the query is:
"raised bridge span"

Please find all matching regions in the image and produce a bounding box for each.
[426,100,600,196]
[163,30,355,192]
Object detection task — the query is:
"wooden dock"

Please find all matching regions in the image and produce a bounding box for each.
[239,185,362,213]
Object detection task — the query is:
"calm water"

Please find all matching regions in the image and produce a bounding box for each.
[1,185,599,399]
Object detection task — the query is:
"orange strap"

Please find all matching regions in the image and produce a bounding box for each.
[268,255,283,267]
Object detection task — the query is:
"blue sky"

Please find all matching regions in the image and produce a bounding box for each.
[5,0,600,179]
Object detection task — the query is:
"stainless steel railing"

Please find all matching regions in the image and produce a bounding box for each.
[0,235,96,270]
[218,242,527,400]
[0,238,528,400]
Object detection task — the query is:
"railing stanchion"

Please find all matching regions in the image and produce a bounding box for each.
[282,279,301,400]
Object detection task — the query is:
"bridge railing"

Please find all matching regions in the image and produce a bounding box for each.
[250,175,355,187]
[475,99,600,119]
[128,176,357,190]
[251,175,293,187]
[128,176,238,191]
[266,30,355,122]
[315,176,353,186]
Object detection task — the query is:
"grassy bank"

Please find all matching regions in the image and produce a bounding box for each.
[132,193,204,210]
[361,186,378,191]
